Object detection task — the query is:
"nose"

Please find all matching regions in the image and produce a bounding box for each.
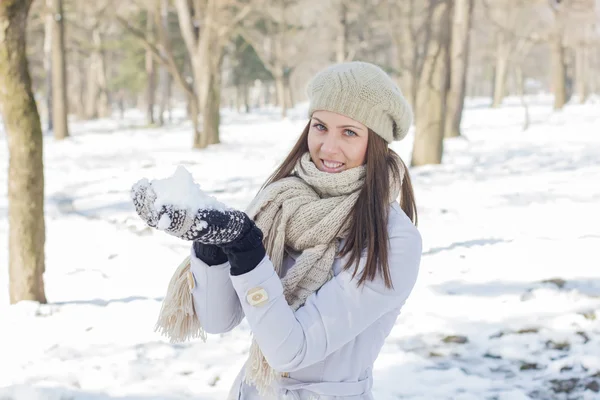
[321,132,340,155]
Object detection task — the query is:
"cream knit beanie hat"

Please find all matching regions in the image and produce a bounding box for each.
[306,61,413,143]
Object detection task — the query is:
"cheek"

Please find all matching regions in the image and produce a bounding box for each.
[346,139,368,166]
[307,131,320,154]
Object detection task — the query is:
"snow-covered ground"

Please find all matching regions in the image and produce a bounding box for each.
[1,97,599,399]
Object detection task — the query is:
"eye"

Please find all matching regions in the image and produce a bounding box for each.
[344,129,358,137]
[312,123,326,131]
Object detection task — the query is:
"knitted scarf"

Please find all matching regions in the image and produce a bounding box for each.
[241,153,366,396]
[155,152,403,398]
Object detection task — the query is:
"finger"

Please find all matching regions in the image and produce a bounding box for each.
[142,191,159,227]
[131,180,152,215]
[132,187,149,217]
[134,185,158,227]
[131,179,151,200]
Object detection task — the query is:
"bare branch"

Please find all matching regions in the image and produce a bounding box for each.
[174,0,199,54]
[218,1,256,39]
[116,15,195,99]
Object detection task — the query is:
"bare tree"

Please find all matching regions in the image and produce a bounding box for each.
[444,0,475,138]
[386,0,421,107]
[0,0,47,304]
[411,0,452,167]
[481,0,542,107]
[240,0,308,118]
[77,4,112,120]
[117,6,198,139]
[548,2,569,109]
[44,0,53,132]
[331,0,378,63]
[51,0,69,139]
[157,0,171,125]
[559,0,597,104]
[491,13,511,107]
[145,7,156,125]
[574,41,589,102]
[335,2,349,63]
[174,0,256,146]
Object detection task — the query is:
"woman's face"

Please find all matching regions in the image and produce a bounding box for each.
[307,110,369,173]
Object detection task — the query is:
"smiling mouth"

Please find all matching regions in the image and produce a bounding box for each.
[321,159,345,171]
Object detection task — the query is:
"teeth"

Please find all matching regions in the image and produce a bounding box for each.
[323,160,343,169]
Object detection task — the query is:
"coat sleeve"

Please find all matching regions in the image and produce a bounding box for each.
[229,217,422,372]
[189,247,245,334]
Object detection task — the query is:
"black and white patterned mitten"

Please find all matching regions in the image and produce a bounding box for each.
[131,178,266,275]
[132,179,250,245]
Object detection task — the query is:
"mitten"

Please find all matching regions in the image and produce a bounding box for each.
[192,242,228,266]
[190,217,264,275]
[132,178,248,245]
[131,174,265,274]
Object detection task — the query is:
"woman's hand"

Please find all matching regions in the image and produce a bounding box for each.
[131,179,250,245]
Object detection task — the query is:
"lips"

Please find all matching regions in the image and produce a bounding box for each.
[320,159,345,172]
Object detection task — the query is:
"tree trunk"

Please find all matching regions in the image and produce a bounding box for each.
[158,71,170,125]
[575,44,589,104]
[51,0,69,139]
[203,48,226,146]
[74,50,86,119]
[145,10,156,125]
[411,0,451,167]
[193,61,210,149]
[0,0,47,304]
[286,81,294,110]
[390,0,419,108]
[444,0,474,138]
[43,0,53,132]
[407,4,419,108]
[335,2,348,63]
[515,64,525,97]
[243,83,250,113]
[174,0,206,147]
[591,46,599,95]
[156,0,171,126]
[117,89,125,120]
[190,94,203,149]
[515,66,530,131]
[274,71,287,118]
[167,75,173,123]
[551,32,567,110]
[190,28,220,148]
[92,28,110,118]
[284,70,294,111]
[204,71,221,146]
[85,49,99,119]
[235,85,243,112]
[492,31,509,108]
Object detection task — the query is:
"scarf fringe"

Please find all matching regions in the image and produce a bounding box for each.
[243,341,280,398]
[154,256,207,343]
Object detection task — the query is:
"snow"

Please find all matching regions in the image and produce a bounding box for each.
[149,165,227,212]
[1,97,600,399]
[132,165,227,230]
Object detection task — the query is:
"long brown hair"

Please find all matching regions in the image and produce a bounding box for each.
[261,122,418,289]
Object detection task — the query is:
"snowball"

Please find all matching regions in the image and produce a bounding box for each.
[150,166,227,212]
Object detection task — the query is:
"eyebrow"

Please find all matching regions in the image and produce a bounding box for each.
[312,117,364,131]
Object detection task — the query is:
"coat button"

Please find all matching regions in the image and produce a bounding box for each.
[281,372,289,378]
[246,287,268,307]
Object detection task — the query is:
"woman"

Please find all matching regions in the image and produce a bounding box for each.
[132,61,422,399]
